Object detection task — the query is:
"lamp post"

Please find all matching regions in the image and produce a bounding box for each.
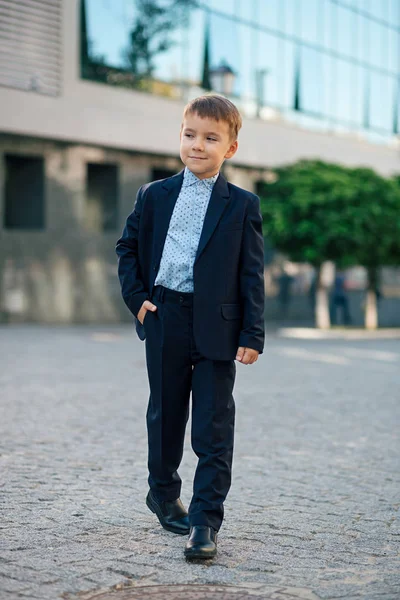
[209,61,236,95]
[255,68,268,118]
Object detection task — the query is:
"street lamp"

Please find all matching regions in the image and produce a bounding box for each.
[255,68,269,118]
[209,61,236,95]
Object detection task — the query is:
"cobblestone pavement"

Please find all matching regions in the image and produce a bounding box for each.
[1,326,399,600]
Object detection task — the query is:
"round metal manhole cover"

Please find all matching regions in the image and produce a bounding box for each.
[89,585,261,600]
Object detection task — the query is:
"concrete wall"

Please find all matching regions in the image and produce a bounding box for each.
[0,135,181,323]
[0,1,399,177]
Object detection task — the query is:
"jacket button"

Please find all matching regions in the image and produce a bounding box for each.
[153,266,156,271]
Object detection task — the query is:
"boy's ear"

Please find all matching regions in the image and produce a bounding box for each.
[225,140,238,159]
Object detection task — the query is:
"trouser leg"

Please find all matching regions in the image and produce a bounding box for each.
[189,353,236,532]
[144,297,192,501]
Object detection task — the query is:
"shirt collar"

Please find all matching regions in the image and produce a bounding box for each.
[183,166,219,190]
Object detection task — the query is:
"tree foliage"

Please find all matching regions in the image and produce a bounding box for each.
[124,0,196,80]
[259,160,400,280]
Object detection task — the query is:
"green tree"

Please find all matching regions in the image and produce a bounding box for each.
[355,168,400,328]
[259,160,356,328]
[333,166,400,329]
[258,160,400,329]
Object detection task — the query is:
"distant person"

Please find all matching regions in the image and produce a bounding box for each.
[330,271,351,325]
[116,95,265,560]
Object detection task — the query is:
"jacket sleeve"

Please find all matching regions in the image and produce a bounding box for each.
[238,194,265,354]
[115,185,150,318]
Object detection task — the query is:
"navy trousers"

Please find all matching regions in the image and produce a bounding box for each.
[143,284,236,532]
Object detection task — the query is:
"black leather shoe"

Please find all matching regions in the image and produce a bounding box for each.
[146,490,190,535]
[184,525,217,559]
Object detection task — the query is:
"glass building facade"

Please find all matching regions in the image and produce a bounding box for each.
[81,0,400,143]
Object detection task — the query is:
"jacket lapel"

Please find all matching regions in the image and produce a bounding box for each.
[195,172,230,264]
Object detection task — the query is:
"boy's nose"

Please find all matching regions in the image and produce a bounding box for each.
[192,140,204,151]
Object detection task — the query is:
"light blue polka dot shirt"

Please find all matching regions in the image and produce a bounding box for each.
[154,166,219,292]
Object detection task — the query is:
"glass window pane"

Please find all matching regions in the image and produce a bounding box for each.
[284,0,301,37]
[300,0,319,44]
[300,47,324,115]
[358,0,370,13]
[370,72,394,131]
[367,21,387,69]
[351,66,364,127]
[395,80,400,133]
[389,0,400,27]
[280,40,296,109]
[367,0,388,20]
[318,53,330,119]
[4,155,45,230]
[208,0,236,17]
[323,0,338,52]
[208,11,240,91]
[235,20,256,101]
[336,6,354,59]
[86,163,118,232]
[235,0,256,22]
[382,0,391,21]
[256,32,280,106]
[335,58,353,126]
[360,13,370,65]
[144,2,201,89]
[324,55,337,121]
[352,11,364,64]
[259,0,280,32]
[184,6,206,87]
[388,29,399,74]
[86,0,133,68]
[151,26,184,85]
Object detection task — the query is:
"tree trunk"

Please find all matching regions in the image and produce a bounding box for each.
[365,267,378,330]
[365,290,378,330]
[315,264,331,329]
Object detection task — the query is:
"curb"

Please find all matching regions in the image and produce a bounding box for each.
[275,327,400,340]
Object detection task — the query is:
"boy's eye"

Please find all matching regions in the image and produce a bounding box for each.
[184,133,193,138]
[207,137,217,141]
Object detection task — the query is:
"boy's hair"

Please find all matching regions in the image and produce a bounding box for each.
[183,94,242,141]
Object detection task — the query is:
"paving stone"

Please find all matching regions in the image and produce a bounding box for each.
[1,326,399,599]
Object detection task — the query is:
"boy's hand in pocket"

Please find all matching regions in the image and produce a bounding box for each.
[138,300,157,325]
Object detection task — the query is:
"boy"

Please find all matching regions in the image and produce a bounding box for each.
[116,94,265,560]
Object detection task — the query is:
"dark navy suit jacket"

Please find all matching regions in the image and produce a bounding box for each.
[116,169,265,361]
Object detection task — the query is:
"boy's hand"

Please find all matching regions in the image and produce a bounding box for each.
[236,347,259,365]
[137,300,157,325]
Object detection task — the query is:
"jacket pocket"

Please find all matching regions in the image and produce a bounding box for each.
[221,303,242,320]
[218,221,243,232]
[142,308,150,326]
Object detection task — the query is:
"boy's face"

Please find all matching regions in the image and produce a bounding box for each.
[180,112,238,179]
